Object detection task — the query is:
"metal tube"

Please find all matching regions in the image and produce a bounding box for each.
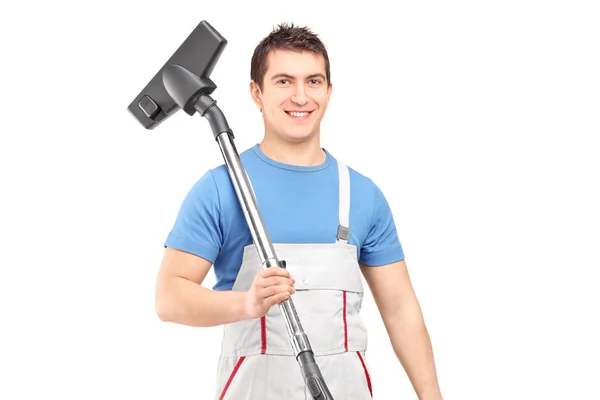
[216,133,278,266]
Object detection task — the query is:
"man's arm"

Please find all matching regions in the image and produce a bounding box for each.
[155,246,295,327]
[155,247,248,327]
[360,260,443,400]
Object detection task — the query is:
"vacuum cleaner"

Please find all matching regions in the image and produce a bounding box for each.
[127,20,334,399]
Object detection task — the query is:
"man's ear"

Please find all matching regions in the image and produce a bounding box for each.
[249,80,263,111]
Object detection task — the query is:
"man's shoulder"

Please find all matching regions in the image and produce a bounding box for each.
[194,144,264,206]
[326,151,390,213]
[204,143,260,182]
[330,153,378,194]
[347,165,375,187]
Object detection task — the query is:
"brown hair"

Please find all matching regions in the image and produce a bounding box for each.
[250,22,331,90]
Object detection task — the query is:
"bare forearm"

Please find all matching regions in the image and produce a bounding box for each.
[384,309,443,400]
[156,276,248,327]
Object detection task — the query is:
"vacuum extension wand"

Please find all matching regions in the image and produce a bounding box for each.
[127,20,333,400]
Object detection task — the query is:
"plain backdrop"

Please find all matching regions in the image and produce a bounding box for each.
[1,1,599,399]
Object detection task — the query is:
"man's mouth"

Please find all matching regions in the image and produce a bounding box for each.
[285,110,313,119]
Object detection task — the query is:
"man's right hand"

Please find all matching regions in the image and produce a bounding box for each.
[244,267,296,319]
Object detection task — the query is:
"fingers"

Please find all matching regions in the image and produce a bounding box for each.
[247,267,296,316]
[259,266,292,279]
[260,284,296,298]
[257,267,295,288]
[259,275,295,288]
[269,291,291,307]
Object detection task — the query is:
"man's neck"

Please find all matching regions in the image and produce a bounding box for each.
[259,135,326,167]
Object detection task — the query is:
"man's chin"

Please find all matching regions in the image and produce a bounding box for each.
[265,123,319,143]
[283,130,318,143]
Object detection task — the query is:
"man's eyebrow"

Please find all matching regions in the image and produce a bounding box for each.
[270,73,294,81]
[306,73,326,80]
[270,73,327,81]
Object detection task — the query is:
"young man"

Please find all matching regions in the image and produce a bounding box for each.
[156,23,443,399]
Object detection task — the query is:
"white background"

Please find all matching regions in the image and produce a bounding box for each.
[1,0,599,399]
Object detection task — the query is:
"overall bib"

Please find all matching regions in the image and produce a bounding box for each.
[215,160,374,399]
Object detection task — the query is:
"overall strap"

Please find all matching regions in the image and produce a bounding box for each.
[336,159,351,243]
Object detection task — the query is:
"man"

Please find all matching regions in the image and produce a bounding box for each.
[155,23,443,399]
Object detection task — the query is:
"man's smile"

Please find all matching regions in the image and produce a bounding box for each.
[285,110,314,119]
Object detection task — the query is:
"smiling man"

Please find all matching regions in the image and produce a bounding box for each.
[155,23,444,399]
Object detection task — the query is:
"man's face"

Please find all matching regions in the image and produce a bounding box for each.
[250,50,332,143]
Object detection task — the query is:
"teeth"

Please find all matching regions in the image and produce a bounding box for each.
[289,111,309,117]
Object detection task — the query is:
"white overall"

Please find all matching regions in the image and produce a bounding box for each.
[214,161,374,399]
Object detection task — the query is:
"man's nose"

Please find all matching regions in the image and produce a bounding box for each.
[291,86,308,105]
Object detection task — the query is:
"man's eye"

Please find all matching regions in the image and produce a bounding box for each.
[310,79,321,84]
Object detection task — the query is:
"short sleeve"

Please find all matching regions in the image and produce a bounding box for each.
[359,183,405,266]
[163,170,223,263]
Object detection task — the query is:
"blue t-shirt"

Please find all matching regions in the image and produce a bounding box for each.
[164,144,404,290]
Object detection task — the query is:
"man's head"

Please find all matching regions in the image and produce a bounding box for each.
[250,23,332,144]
